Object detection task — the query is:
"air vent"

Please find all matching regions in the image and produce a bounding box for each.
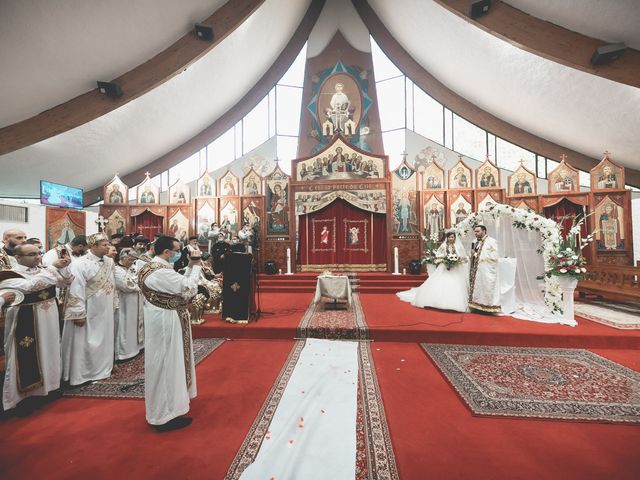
[0,204,28,223]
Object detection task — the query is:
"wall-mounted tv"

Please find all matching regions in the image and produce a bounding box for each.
[40,181,84,210]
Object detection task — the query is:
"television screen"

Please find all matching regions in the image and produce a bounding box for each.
[40,181,84,210]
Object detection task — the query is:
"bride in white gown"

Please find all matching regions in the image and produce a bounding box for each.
[397,232,470,312]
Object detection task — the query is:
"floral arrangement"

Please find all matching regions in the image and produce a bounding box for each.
[421,232,441,265]
[435,251,466,270]
[546,215,592,280]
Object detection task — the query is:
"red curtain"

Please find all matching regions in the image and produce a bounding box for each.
[543,199,587,237]
[132,211,164,239]
[298,198,387,268]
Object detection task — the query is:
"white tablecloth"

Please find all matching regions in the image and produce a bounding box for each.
[313,275,352,306]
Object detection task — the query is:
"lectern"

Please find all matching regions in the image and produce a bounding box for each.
[221,252,256,322]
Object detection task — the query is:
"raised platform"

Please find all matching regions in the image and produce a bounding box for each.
[194,292,640,350]
[257,272,427,294]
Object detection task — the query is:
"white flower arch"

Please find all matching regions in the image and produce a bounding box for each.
[452,203,563,313]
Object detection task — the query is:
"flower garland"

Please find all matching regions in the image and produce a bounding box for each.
[452,203,563,313]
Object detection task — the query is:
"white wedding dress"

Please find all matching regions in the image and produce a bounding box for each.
[397,238,470,312]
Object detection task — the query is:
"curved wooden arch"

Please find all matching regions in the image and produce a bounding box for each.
[435,0,640,90]
[84,0,325,205]
[0,0,265,156]
[351,0,640,188]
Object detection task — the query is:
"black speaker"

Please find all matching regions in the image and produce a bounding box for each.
[264,261,277,275]
[195,23,214,41]
[97,81,123,99]
[470,0,491,18]
[590,43,626,65]
[408,259,422,275]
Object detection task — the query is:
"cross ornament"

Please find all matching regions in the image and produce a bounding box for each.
[231,282,241,292]
[560,154,568,162]
[95,215,108,232]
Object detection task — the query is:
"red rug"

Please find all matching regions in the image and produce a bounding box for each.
[297,293,369,340]
[225,340,397,479]
[0,339,295,480]
[371,342,640,480]
[62,338,224,399]
[423,344,640,424]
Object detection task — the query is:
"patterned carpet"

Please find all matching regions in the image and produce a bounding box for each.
[422,344,640,424]
[297,293,369,340]
[225,340,397,480]
[575,300,640,330]
[63,338,225,399]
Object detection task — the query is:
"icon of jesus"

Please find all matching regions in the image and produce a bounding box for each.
[320,226,329,245]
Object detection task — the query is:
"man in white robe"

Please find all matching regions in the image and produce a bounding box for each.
[63,233,116,385]
[1,244,73,410]
[114,248,143,360]
[1,228,27,269]
[469,225,501,313]
[138,236,201,431]
[42,235,88,267]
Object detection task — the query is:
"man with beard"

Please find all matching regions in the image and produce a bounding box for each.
[1,228,27,269]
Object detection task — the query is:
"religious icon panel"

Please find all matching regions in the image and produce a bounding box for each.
[548,159,579,193]
[317,73,362,138]
[392,161,418,236]
[197,172,216,197]
[136,174,160,205]
[219,171,239,196]
[45,208,86,250]
[242,170,262,196]
[449,193,473,227]
[196,200,217,245]
[167,209,190,244]
[448,157,473,189]
[423,195,445,241]
[168,179,190,204]
[422,160,445,190]
[266,167,290,237]
[508,164,537,196]
[590,154,625,191]
[104,209,127,239]
[594,196,625,251]
[476,158,500,189]
[103,175,128,205]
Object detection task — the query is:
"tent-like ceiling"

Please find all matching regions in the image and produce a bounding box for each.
[1,0,639,199]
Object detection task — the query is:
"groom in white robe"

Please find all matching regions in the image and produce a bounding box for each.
[114,248,143,361]
[1,244,73,410]
[138,235,201,431]
[63,233,116,385]
[469,225,501,313]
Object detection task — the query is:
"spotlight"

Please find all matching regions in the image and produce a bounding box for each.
[97,81,123,99]
[470,0,491,19]
[590,43,626,66]
[195,23,214,41]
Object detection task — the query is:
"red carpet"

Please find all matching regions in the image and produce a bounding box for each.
[371,342,640,480]
[0,339,294,480]
[360,293,640,348]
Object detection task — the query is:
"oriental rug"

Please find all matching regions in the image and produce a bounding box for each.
[63,338,224,399]
[225,340,398,480]
[297,293,369,340]
[422,344,640,424]
[575,301,640,330]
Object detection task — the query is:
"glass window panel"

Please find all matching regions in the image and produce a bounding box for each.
[243,96,269,153]
[495,137,535,172]
[546,158,559,174]
[579,171,590,188]
[376,76,405,132]
[405,78,414,131]
[413,86,443,144]
[278,43,307,87]
[487,133,496,160]
[276,136,298,175]
[206,127,235,170]
[536,156,547,178]
[199,149,207,175]
[452,114,486,161]
[276,85,303,136]
[268,87,276,138]
[234,121,242,157]
[168,152,198,184]
[128,187,136,201]
[444,108,453,149]
[161,171,169,191]
[371,36,403,82]
[382,129,406,170]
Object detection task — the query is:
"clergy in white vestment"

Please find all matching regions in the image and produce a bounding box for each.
[114,248,143,360]
[469,225,501,313]
[138,236,201,431]
[41,235,88,267]
[62,233,116,385]
[1,228,27,269]
[1,244,73,410]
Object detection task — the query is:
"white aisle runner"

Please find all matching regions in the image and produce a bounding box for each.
[240,338,360,480]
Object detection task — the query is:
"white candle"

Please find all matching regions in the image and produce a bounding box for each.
[286,247,293,275]
[393,247,400,275]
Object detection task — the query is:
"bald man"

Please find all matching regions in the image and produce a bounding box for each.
[1,228,27,269]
